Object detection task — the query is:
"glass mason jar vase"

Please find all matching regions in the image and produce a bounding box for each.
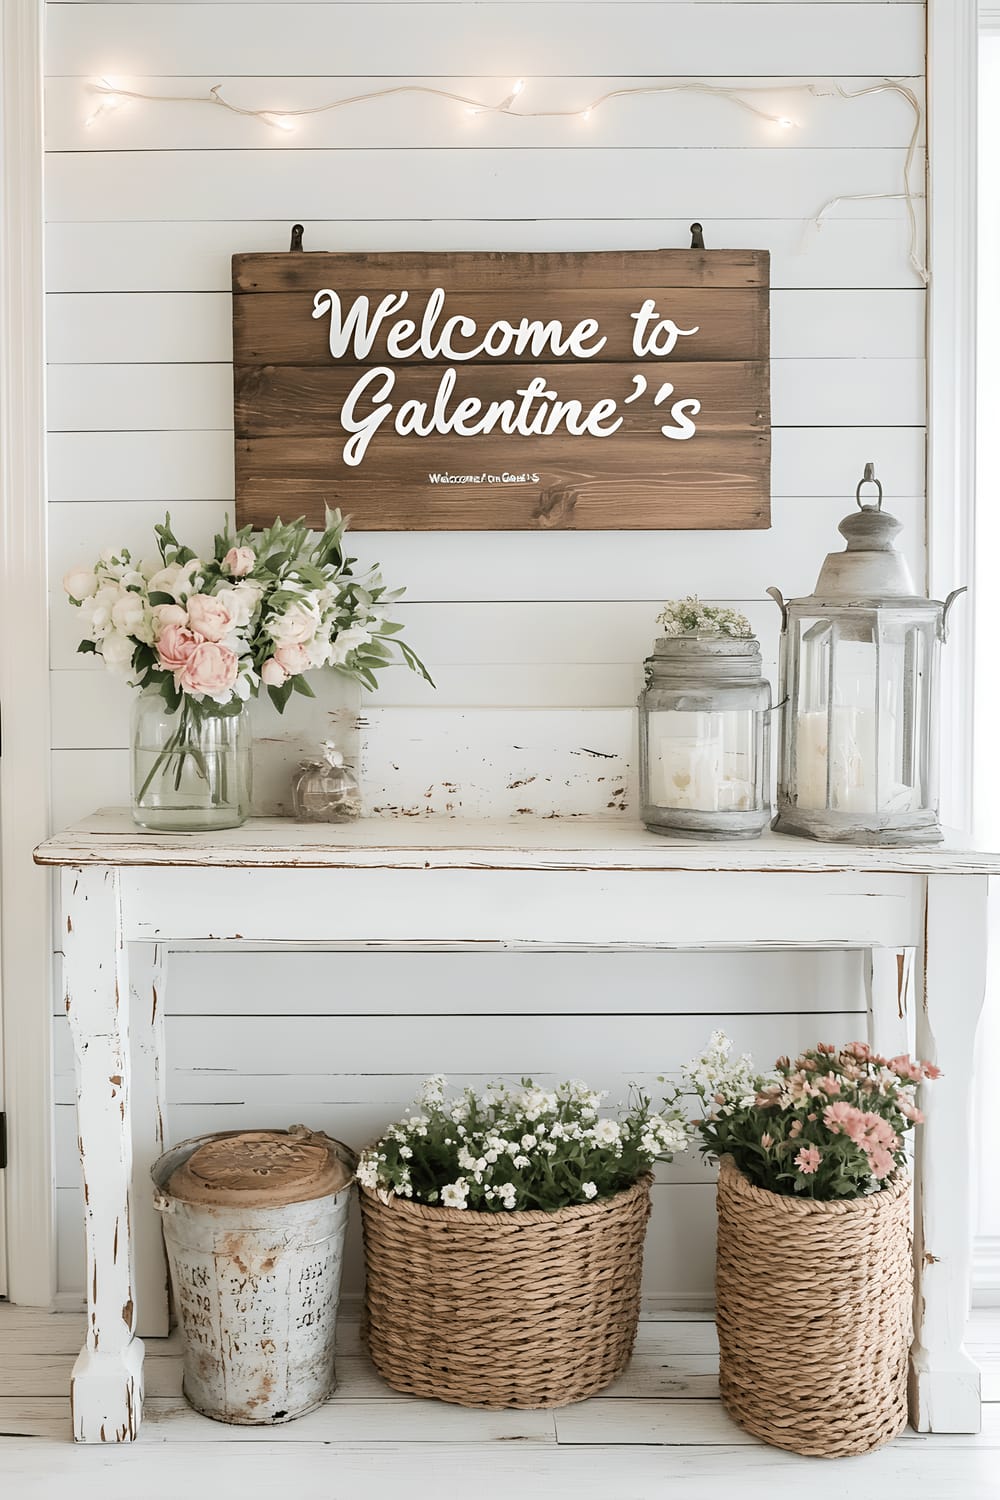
[638,635,772,840]
[131,689,253,832]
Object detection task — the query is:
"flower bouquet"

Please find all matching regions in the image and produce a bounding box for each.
[63,511,430,830]
[358,1075,686,1409]
[672,1032,938,1457]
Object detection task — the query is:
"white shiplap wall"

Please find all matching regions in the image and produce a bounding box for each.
[45,0,927,1300]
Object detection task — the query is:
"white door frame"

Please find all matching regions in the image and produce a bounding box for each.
[0,2,980,1305]
[928,0,979,833]
[0,0,55,1306]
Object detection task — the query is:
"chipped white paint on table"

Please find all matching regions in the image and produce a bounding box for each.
[34,810,1000,1444]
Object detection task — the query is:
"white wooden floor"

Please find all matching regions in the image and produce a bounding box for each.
[2,1305,1000,1499]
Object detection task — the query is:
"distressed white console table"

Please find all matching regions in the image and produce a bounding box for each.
[35,810,1000,1443]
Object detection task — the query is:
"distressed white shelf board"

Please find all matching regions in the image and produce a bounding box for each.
[33,808,1000,875]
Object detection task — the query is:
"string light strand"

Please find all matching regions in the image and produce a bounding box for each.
[85,75,927,281]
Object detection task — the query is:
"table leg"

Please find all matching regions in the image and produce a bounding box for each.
[63,867,144,1442]
[129,942,170,1338]
[910,873,989,1433]
[864,946,916,1060]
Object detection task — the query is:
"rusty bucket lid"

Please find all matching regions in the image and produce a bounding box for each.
[165,1126,354,1208]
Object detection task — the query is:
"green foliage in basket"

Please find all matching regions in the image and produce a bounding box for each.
[670,1031,939,1200]
[357,1075,688,1213]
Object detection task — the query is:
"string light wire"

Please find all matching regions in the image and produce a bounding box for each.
[84,75,927,282]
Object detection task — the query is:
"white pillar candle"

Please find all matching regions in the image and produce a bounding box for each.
[795,707,874,812]
[655,734,722,811]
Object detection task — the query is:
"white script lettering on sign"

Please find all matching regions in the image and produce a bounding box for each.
[312,286,703,467]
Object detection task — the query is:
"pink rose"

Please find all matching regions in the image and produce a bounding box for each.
[152,603,188,636]
[275,643,311,675]
[178,641,239,697]
[260,657,288,687]
[187,592,237,643]
[156,622,202,672]
[222,545,255,578]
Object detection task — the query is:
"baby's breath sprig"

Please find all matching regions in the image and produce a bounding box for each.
[657,596,753,639]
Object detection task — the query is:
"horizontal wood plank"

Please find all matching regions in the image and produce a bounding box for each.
[43,215,928,293]
[45,147,913,223]
[46,426,923,501]
[45,358,925,433]
[233,286,769,365]
[46,75,926,154]
[45,291,924,364]
[234,249,768,295]
[45,6,925,78]
[235,435,768,530]
[2,1438,996,1493]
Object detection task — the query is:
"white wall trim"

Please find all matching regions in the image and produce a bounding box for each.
[0,0,56,1305]
[928,0,978,834]
[972,1235,1000,1306]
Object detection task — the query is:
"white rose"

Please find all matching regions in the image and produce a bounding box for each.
[328,625,372,665]
[148,559,201,601]
[111,593,153,644]
[147,562,182,596]
[269,600,321,648]
[80,583,124,640]
[100,631,135,675]
[224,582,263,630]
[62,566,97,601]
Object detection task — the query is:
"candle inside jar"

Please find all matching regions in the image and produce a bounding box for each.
[655,735,722,810]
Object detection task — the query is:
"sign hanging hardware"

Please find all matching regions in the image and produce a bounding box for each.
[289,224,305,253]
[689,222,706,249]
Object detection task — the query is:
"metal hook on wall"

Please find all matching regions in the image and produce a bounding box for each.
[689,222,706,250]
[289,224,305,252]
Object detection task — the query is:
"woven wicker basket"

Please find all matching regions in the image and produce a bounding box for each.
[359,1175,653,1409]
[715,1156,912,1458]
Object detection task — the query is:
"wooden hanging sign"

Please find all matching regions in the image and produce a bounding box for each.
[232,248,770,531]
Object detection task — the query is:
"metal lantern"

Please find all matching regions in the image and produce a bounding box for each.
[768,464,966,846]
[638,635,772,839]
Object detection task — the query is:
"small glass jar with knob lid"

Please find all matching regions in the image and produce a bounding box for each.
[292,740,362,823]
[638,599,772,840]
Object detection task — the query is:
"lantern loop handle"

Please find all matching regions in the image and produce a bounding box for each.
[856,462,883,511]
[766,586,788,631]
[941,586,968,641]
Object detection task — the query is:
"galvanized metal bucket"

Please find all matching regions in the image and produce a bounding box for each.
[152,1126,355,1425]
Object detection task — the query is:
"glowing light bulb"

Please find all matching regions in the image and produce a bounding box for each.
[265,113,295,131]
[512,79,524,96]
[777,117,795,129]
[466,106,482,116]
[85,79,125,127]
[581,108,592,121]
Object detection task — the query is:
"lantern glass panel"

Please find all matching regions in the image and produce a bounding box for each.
[790,610,936,817]
[643,708,761,814]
